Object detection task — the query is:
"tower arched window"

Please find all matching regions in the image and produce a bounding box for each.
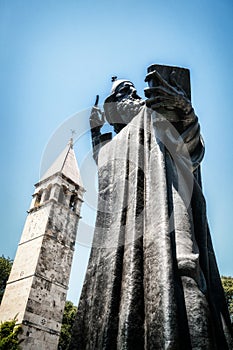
[58,186,68,205]
[69,194,77,211]
[44,185,52,202]
[35,190,43,208]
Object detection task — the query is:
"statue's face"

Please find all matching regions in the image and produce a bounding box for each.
[115,82,140,101]
[104,80,144,132]
[115,82,144,124]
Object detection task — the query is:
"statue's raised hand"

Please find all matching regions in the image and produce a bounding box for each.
[89,95,105,130]
[145,70,193,115]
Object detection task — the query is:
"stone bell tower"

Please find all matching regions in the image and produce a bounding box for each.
[0,139,84,350]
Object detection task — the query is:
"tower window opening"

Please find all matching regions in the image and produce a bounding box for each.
[58,186,67,204]
[44,185,52,201]
[69,194,77,211]
[35,191,42,207]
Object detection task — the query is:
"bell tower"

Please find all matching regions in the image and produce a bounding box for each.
[0,139,84,350]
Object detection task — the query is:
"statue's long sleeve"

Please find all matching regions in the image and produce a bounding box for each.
[89,107,112,163]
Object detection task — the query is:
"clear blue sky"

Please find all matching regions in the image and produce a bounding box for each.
[0,0,232,304]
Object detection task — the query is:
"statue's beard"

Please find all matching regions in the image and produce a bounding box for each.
[116,97,145,124]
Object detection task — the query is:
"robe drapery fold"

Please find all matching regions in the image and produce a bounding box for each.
[70,107,232,349]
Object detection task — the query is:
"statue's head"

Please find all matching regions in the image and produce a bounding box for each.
[104,78,144,133]
[110,79,140,101]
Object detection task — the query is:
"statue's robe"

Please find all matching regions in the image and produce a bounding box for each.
[70,107,232,349]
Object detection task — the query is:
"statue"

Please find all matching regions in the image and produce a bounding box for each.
[69,65,232,349]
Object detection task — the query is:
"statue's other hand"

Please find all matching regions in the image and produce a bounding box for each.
[145,70,193,115]
[146,90,192,115]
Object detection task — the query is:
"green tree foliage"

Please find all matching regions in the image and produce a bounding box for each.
[0,317,22,350]
[58,301,77,350]
[221,277,233,335]
[221,276,233,323]
[0,256,13,303]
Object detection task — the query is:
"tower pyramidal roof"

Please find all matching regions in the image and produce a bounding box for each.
[40,138,83,187]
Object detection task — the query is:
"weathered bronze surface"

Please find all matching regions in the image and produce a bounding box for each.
[69,65,232,349]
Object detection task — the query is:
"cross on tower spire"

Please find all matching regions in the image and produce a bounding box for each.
[69,129,76,147]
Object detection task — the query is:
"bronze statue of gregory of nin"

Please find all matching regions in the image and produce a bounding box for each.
[69,64,233,350]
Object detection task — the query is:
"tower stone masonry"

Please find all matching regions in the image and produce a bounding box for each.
[0,139,84,350]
